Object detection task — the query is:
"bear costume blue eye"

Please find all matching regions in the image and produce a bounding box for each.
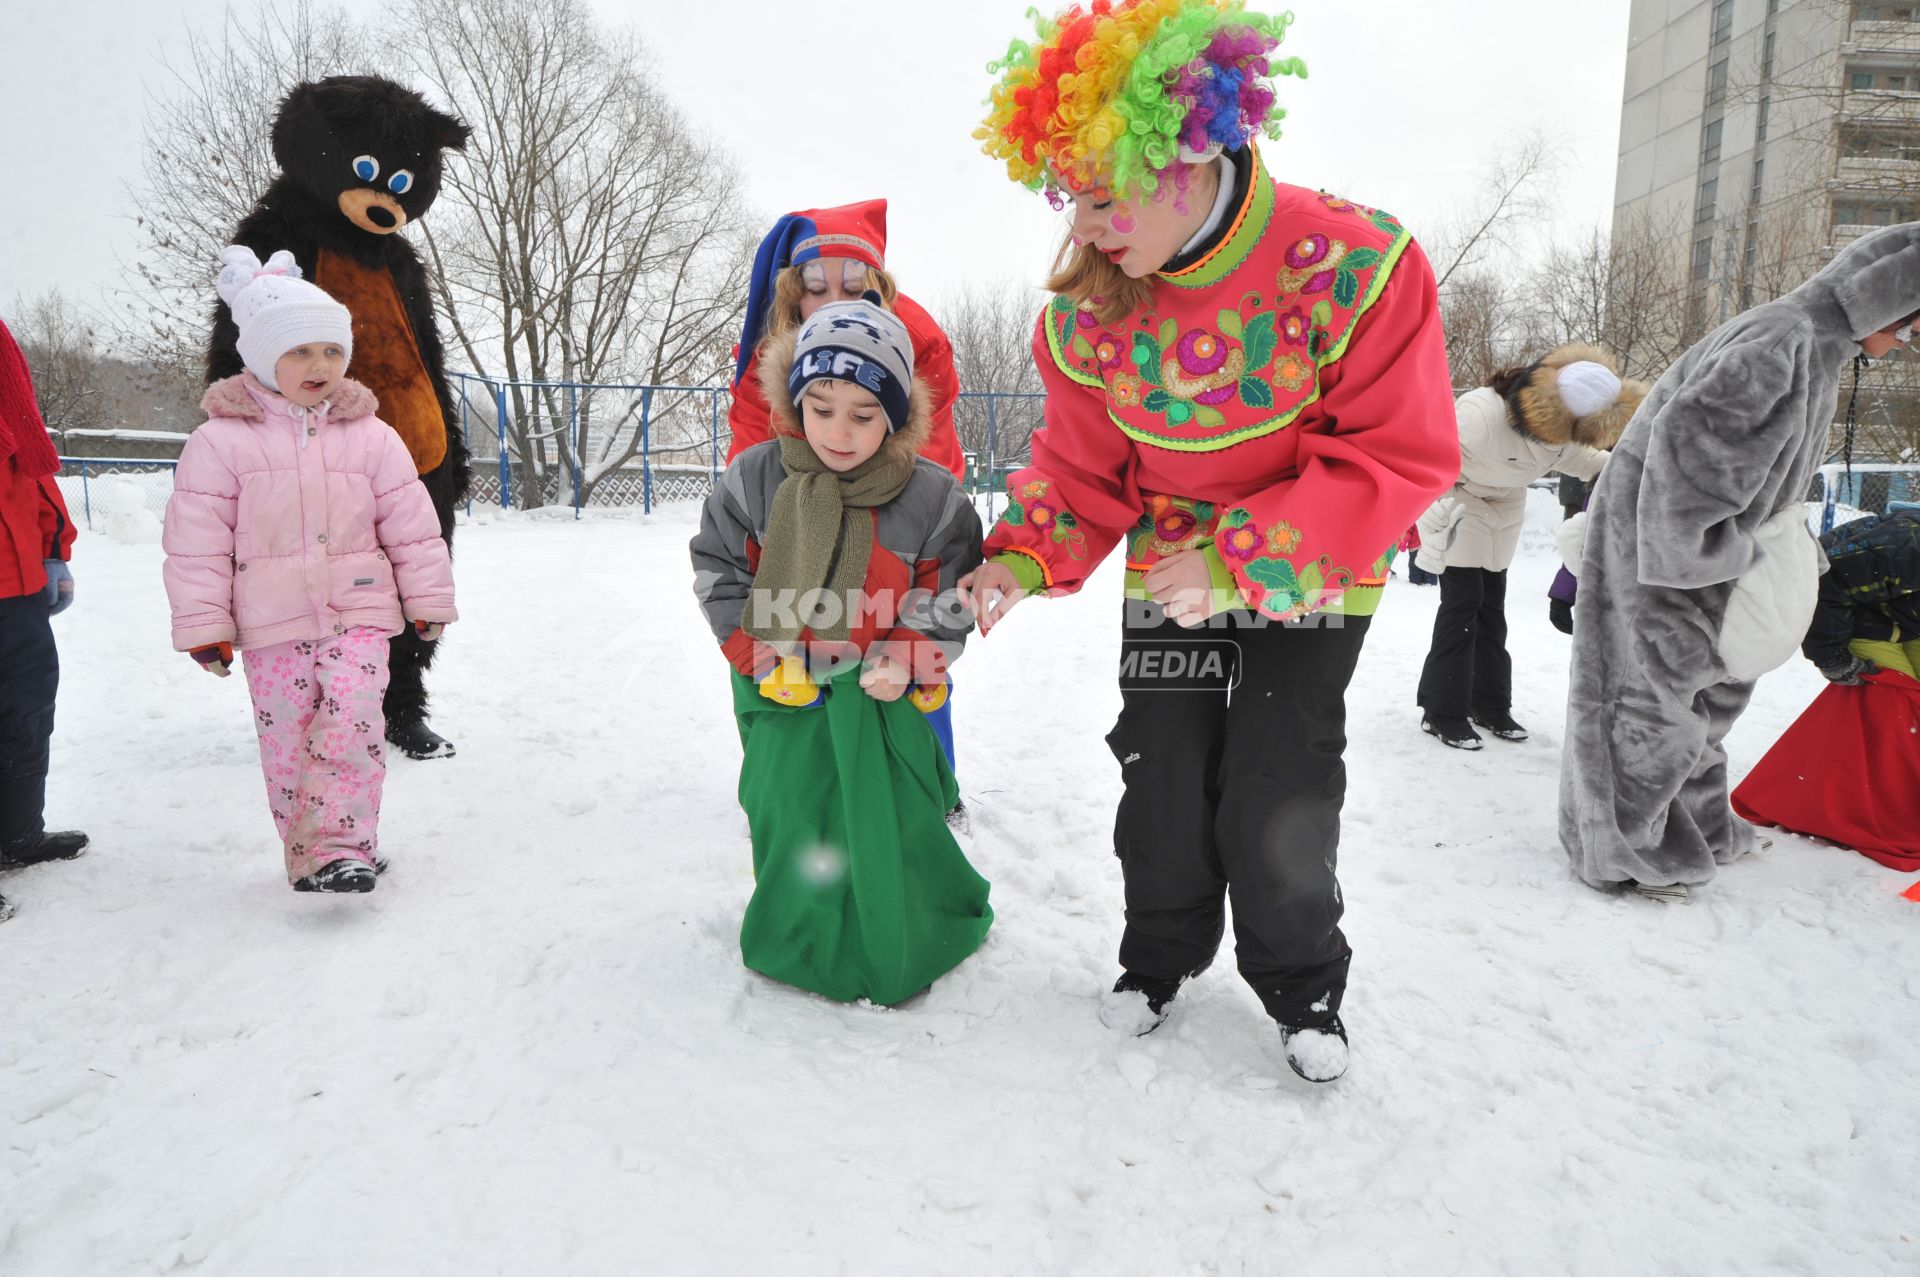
[388,170,415,195]
[352,155,380,181]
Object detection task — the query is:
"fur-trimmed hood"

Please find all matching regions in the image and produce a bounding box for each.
[754,324,933,465]
[201,371,380,422]
[1507,344,1648,450]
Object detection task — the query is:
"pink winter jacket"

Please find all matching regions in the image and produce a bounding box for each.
[162,373,457,652]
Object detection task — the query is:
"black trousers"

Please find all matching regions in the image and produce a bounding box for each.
[1105,603,1369,1028]
[1416,566,1512,719]
[0,594,60,847]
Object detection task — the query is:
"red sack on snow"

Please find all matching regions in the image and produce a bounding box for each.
[1732,672,1920,872]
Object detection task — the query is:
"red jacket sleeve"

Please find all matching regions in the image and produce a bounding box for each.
[36,475,74,562]
[1218,238,1459,618]
[907,313,967,480]
[980,312,1142,595]
[726,352,773,465]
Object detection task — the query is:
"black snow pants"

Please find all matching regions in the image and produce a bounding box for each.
[0,593,60,848]
[1105,601,1369,1029]
[1416,566,1512,720]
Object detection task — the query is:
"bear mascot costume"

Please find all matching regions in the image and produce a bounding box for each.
[207,75,473,760]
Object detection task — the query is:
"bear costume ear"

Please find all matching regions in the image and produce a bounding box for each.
[269,80,325,167]
[427,107,473,153]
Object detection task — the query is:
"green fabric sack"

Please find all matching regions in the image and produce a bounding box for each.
[731,666,992,1005]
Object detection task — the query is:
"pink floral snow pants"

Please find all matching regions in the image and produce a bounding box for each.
[241,629,391,882]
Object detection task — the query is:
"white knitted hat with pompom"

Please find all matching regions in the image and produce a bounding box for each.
[215,246,353,392]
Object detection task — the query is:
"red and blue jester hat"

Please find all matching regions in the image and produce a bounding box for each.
[731,200,889,388]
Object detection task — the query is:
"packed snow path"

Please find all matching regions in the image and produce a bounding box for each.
[4,493,1915,1274]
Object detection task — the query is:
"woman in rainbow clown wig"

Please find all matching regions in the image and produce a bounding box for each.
[956,0,1458,1082]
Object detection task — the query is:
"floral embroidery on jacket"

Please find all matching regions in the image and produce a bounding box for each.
[1000,478,1088,561]
[1045,189,1411,451]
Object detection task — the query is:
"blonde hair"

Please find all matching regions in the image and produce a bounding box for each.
[1044,231,1156,327]
[764,264,901,342]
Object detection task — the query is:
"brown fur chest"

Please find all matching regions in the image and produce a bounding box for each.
[313,249,447,473]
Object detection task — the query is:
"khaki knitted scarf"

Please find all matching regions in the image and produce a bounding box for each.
[745,434,918,648]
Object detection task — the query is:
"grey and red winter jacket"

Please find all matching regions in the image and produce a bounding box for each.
[690,442,983,684]
[1803,508,1920,671]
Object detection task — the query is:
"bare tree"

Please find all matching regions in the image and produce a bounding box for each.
[1437,269,1526,391]
[10,291,105,435]
[1523,209,1696,383]
[1425,131,1564,296]
[404,0,752,507]
[1413,130,1564,389]
[117,1,382,379]
[935,278,1049,473]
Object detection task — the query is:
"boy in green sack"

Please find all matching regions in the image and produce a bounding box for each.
[690,296,990,1005]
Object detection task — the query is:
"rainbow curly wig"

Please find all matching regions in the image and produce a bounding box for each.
[978,0,1306,203]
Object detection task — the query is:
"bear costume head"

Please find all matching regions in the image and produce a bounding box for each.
[270,75,471,238]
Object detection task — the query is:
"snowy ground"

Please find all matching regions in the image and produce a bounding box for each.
[4,491,1917,1276]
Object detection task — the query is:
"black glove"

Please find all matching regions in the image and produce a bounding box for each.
[1549,597,1574,635]
[1818,653,1879,685]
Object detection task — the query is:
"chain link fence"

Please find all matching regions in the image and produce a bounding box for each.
[54,459,178,536]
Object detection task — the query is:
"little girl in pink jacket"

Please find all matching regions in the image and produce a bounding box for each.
[163,247,457,894]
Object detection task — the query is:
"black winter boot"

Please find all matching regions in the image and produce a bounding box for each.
[1470,710,1530,743]
[1099,971,1183,1036]
[1280,1015,1349,1083]
[386,718,455,761]
[1421,715,1483,751]
[293,859,378,894]
[1,829,90,868]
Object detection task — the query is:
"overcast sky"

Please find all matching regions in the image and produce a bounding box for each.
[1,0,1634,327]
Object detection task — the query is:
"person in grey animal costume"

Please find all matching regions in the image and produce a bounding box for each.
[1559,222,1920,894]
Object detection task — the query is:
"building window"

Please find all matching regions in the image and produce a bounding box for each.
[1697,177,1720,223]
[1712,0,1735,44]
[1843,128,1871,157]
[1693,236,1714,279]
[1853,70,1876,90]
[1761,32,1775,80]
[1893,75,1911,91]
[1702,119,1724,164]
[1751,158,1765,203]
[1757,95,1771,141]
[1709,58,1730,105]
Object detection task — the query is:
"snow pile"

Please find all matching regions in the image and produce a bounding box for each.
[85,475,165,545]
[2,488,1916,1273]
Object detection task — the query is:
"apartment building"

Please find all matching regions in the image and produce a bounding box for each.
[1613,0,1920,321]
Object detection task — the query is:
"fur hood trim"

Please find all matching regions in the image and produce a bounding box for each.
[200,371,380,422]
[1509,344,1648,450]
[754,325,933,465]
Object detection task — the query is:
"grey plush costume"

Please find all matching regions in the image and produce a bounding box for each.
[1559,223,1920,889]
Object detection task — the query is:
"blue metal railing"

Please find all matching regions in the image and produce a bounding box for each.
[447,372,1048,518]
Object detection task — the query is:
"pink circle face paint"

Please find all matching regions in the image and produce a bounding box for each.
[1109,211,1138,236]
